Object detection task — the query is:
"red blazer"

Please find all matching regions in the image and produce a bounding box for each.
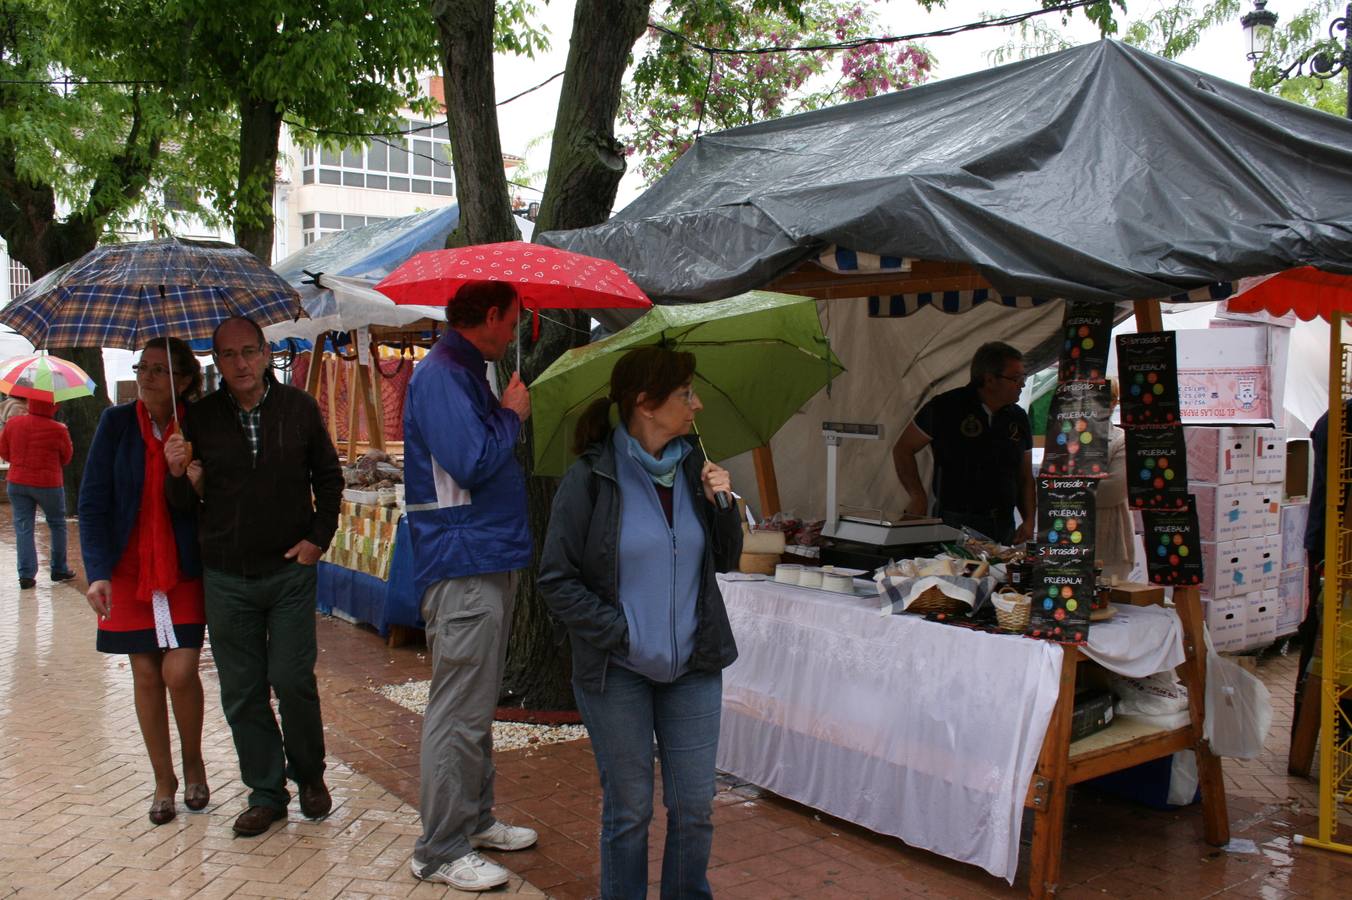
[0,402,73,488]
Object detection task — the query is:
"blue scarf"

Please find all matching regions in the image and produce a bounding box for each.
[620,423,686,487]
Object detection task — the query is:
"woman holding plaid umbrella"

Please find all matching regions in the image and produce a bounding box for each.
[79,337,209,825]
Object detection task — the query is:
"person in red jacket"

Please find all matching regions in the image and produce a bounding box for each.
[0,396,76,588]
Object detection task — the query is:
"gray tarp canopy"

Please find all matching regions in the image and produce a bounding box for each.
[537,40,1352,521]
[540,39,1352,305]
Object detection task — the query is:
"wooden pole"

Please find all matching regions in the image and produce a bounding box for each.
[1172,585,1230,846]
[304,332,327,397]
[1133,298,1163,332]
[752,444,781,519]
[354,349,385,452]
[1027,648,1078,899]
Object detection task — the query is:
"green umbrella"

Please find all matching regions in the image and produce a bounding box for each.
[530,290,844,476]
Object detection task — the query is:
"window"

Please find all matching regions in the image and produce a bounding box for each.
[10,258,31,298]
[302,213,390,247]
[298,118,454,197]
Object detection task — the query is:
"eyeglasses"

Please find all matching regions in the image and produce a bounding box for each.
[215,345,264,363]
[132,363,171,378]
[997,374,1027,387]
[675,387,699,407]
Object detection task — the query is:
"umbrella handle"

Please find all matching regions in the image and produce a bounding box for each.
[692,423,733,511]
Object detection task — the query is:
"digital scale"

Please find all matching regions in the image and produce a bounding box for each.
[819,421,964,570]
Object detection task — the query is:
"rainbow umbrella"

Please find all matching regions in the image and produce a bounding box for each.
[0,353,97,404]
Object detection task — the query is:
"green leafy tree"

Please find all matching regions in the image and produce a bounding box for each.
[0,0,236,506]
[623,1,936,183]
[172,2,445,261]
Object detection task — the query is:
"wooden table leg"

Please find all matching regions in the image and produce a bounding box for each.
[1028,647,1078,899]
[1172,586,1230,846]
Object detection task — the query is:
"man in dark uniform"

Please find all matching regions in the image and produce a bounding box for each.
[892,342,1035,545]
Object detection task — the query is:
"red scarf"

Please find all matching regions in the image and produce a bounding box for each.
[134,401,183,603]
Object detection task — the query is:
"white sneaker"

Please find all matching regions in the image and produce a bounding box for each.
[410,852,511,891]
[469,820,539,851]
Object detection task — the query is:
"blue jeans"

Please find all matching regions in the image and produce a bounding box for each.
[7,483,68,581]
[574,665,722,900]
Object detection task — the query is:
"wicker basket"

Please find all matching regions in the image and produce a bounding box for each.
[993,592,1032,633]
[904,586,968,616]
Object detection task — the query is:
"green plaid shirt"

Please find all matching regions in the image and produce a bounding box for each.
[228,379,271,461]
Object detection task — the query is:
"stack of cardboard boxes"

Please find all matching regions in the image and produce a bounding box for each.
[1189,427,1310,651]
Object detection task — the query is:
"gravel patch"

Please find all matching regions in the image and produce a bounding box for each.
[377,680,588,752]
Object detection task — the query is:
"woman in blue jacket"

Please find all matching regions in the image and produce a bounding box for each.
[79,337,208,825]
[539,347,742,900]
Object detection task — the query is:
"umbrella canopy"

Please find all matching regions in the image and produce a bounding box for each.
[529,291,844,477]
[0,353,96,403]
[374,241,652,312]
[0,237,303,349]
[262,274,443,342]
[1225,268,1352,322]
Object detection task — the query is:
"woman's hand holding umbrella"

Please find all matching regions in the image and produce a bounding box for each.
[701,460,733,509]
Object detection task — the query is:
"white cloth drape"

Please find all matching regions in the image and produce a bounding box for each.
[716,576,1186,882]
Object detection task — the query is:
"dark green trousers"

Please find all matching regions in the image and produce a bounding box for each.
[205,563,326,810]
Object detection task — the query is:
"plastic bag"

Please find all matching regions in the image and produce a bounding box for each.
[1202,628,1273,759]
[1111,670,1189,720]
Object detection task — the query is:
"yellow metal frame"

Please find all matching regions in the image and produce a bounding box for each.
[1296,311,1352,854]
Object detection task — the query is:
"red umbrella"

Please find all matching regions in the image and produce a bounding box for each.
[374,241,651,312]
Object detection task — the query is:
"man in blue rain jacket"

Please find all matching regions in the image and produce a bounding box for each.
[403,281,538,892]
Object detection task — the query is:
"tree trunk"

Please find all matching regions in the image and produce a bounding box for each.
[233,94,282,262]
[496,0,653,711]
[533,0,651,236]
[51,347,110,513]
[433,0,519,249]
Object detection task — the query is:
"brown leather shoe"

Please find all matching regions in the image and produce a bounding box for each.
[232,805,286,837]
[298,779,332,819]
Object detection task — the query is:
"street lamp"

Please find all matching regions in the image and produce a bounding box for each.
[1241,1,1352,118]
[1241,0,1278,60]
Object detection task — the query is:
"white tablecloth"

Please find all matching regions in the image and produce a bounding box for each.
[715,575,1186,882]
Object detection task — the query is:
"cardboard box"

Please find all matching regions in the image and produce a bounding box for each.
[1107,583,1166,606]
[1204,594,1248,652]
[1252,428,1287,484]
[1200,540,1247,599]
[1286,438,1311,500]
[1246,483,1282,537]
[1262,534,1282,591]
[1185,427,1255,484]
[1276,566,1308,635]
[1239,536,1280,593]
[1245,590,1279,649]
[1193,482,1250,542]
[1280,502,1311,570]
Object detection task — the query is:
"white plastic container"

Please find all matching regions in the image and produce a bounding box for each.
[774,564,802,585]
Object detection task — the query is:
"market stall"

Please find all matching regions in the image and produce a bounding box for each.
[538,38,1352,897]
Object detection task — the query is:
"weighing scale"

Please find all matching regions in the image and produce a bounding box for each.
[819,420,963,570]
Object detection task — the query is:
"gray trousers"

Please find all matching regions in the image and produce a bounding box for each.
[414,572,517,866]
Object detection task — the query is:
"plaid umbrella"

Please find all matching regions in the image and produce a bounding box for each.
[0,353,97,403]
[0,237,303,349]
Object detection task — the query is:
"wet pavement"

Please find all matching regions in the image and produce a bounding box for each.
[2,510,1351,898]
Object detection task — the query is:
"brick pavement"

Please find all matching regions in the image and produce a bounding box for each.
[0,517,544,899]
[4,505,1352,898]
